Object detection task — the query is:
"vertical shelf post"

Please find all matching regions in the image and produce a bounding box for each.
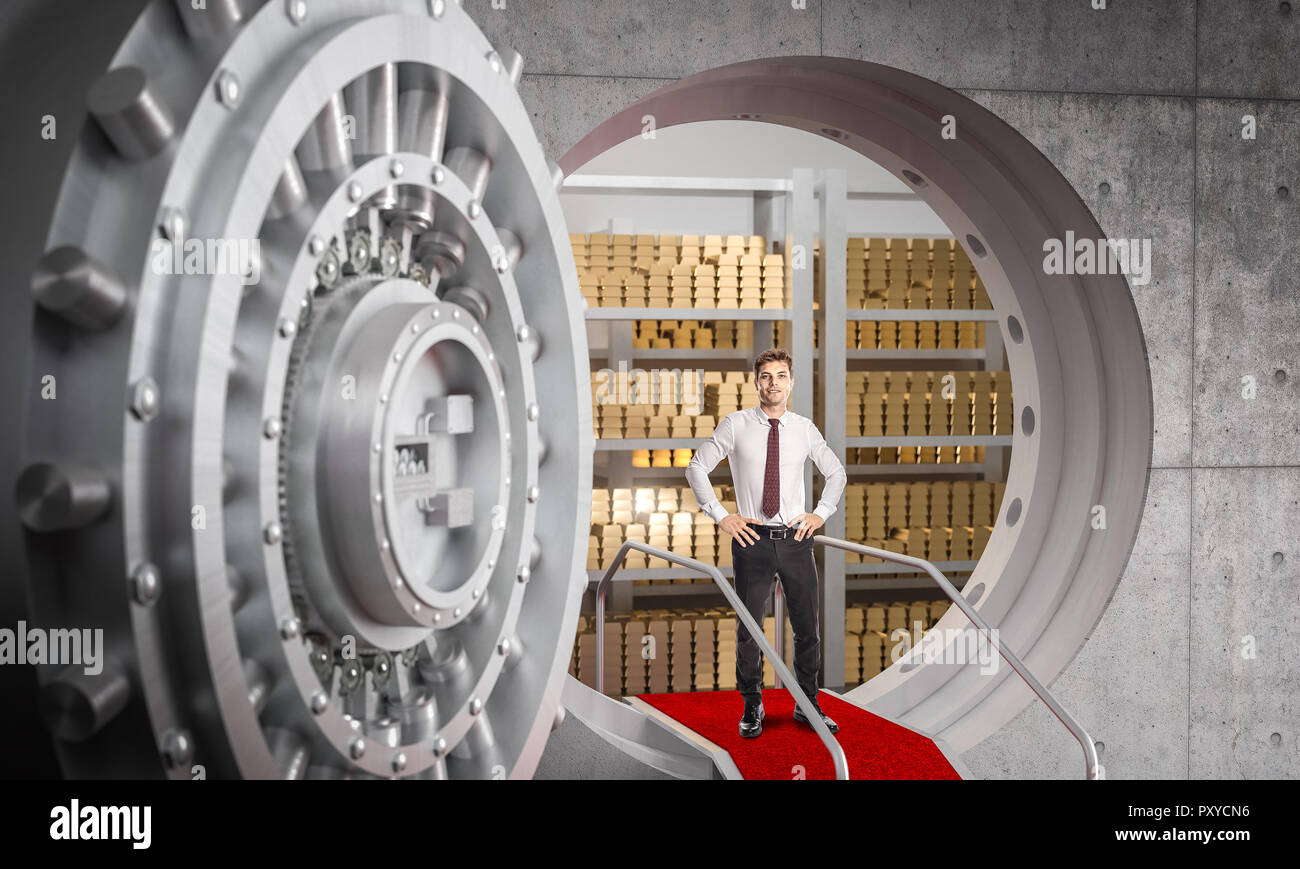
[789,168,816,471]
[984,319,1009,482]
[815,168,847,691]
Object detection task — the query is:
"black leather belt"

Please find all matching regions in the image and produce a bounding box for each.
[747,523,793,540]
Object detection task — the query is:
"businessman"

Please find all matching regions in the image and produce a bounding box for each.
[685,348,847,738]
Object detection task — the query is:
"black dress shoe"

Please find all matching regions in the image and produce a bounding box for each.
[793,702,839,733]
[739,700,764,738]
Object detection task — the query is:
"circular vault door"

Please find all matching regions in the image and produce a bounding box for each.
[8,0,590,779]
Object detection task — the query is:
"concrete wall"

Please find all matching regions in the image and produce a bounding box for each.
[469,0,1300,780]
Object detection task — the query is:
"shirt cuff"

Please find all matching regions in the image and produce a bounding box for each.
[703,501,728,523]
[813,504,835,522]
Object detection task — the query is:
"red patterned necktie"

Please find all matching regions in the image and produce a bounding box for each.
[762,417,780,518]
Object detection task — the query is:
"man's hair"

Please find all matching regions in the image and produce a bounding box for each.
[753,347,794,380]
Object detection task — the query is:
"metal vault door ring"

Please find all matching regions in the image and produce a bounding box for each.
[18,0,590,780]
[561,57,1153,752]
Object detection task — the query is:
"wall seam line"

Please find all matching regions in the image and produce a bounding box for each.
[1188,0,1199,783]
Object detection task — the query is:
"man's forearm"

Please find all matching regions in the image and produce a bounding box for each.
[818,468,847,521]
[810,436,847,523]
[685,462,727,522]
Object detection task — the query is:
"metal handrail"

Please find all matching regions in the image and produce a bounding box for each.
[595,540,850,780]
[814,534,1100,780]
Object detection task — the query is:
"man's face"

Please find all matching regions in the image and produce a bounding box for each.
[755,360,792,409]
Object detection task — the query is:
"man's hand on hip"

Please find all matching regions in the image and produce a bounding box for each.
[719,514,762,547]
[788,512,824,541]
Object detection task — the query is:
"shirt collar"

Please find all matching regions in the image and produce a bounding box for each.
[754,406,789,427]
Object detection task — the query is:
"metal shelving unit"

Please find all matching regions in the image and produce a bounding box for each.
[843,309,998,321]
[843,463,997,477]
[590,347,753,361]
[846,436,1011,448]
[845,348,988,361]
[594,438,702,450]
[580,172,816,502]
[569,169,1008,685]
[585,308,791,320]
[575,171,815,610]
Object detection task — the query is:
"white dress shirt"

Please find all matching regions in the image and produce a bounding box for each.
[685,406,847,526]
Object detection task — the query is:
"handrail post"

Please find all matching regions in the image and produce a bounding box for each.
[592,540,850,780]
[772,582,785,690]
[813,534,1100,780]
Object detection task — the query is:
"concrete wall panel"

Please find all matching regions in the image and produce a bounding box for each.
[1197,1,1300,100]
[470,0,819,78]
[960,469,1191,779]
[1190,468,1300,778]
[1193,100,1300,467]
[823,0,1195,95]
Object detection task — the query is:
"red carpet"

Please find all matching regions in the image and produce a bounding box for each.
[635,689,962,780]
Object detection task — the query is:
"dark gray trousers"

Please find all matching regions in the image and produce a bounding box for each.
[732,524,821,707]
